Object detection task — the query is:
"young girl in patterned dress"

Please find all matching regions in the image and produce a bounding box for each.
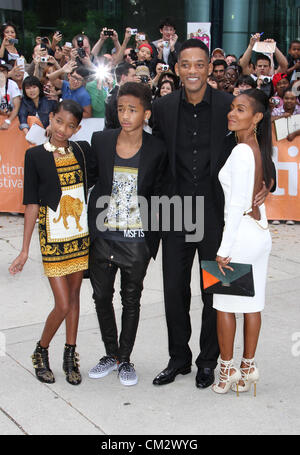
[9,100,90,386]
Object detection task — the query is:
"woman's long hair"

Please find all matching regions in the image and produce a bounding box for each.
[243,89,274,189]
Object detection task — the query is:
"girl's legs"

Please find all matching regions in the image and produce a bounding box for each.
[39,271,83,348]
[65,271,83,345]
[40,275,70,348]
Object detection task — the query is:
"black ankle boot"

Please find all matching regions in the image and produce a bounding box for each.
[31,341,55,384]
[63,344,82,385]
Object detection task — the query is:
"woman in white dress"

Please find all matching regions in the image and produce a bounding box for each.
[212,89,273,395]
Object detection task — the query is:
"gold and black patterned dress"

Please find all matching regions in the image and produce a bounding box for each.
[38,152,89,277]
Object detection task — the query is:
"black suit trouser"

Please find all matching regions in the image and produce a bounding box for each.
[162,228,222,370]
[89,237,151,363]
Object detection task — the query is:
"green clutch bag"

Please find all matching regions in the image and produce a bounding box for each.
[201,260,255,297]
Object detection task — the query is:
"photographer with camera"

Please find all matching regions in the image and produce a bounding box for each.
[47,60,92,118]
[71,34,95,71]
[239,33,288,98]
[150,17,181,73]
[91,28,121,63]
[0,60,21,130]
[0,22,24,66]
[151,61,170,91]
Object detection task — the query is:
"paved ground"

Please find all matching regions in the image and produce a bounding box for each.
[0,213,300,436]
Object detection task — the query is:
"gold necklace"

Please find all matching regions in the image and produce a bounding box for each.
[44,141,73,156]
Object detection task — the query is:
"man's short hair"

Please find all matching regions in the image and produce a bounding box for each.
[213,59,227,69]
[178,39,209,60]
[115,62,135,83]
[159,17,176,31]
[118,81,152,111]
[255,53,271,66]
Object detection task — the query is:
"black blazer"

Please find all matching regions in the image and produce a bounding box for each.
[152,85,235,227]
[23,141,90,211]
[87,128,167,259]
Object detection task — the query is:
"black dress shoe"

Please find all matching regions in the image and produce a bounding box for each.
[195,368,215,389]
[153,364,191,386]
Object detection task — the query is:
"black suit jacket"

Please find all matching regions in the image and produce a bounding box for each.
[23,141,90,211]
[152,86,235,229]
[104,87,120,130]
[88,128,167,259]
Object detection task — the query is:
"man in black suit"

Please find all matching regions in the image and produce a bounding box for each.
[152,39,274,388]
[151,39,237,388]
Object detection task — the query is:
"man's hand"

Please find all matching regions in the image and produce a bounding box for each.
[253,181,269,206]
[63,60,77,74]
[249,33,260,48]
[169,33,178,52]
[124,27,132,42]
[52,31,62,45]
[111,30,119,43]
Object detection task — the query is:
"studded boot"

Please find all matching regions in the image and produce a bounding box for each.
[63,344,82,385]
[31,341,55,384]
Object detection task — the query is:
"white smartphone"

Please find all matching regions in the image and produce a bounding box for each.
[65,42,72,48]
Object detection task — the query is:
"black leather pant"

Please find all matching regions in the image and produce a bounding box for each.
[89,237,151,363]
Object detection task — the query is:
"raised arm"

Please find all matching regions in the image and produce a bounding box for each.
[239,33,261,75]
[47,60,78,89]
[113,28,132,66]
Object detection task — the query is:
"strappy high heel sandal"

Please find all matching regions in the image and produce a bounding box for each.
[231,357,259,396]
[212,359,241,396]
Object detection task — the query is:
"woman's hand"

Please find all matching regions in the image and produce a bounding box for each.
[216,255,234,276]
[9,251,28,275]
[1,36,11,48]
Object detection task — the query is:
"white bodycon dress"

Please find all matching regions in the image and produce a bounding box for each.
[213,143,272,313]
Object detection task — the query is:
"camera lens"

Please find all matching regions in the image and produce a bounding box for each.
[77,37,84,47]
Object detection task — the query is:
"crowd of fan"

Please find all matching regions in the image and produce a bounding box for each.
[1,17,300,145]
